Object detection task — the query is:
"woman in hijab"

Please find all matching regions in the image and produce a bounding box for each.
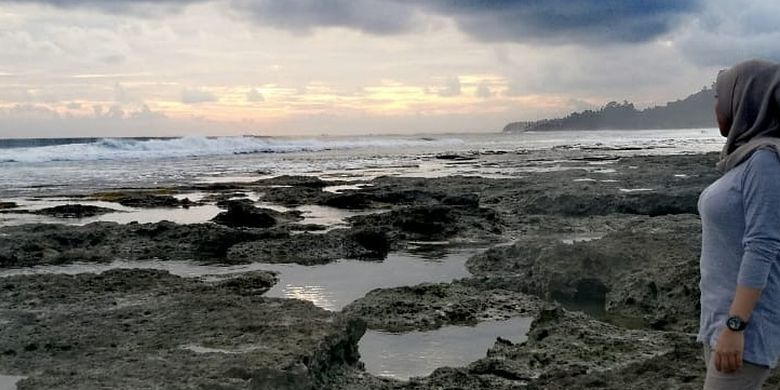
[698,59,780,389]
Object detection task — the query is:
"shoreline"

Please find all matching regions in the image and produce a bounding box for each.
[3,149,773,389]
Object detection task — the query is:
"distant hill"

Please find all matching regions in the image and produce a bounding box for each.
[503,88,716,132]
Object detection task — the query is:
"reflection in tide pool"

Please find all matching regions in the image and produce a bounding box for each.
[360,317,533,380]
[0,197,223,226]
[0,249,480,312]
[263,249,479,311]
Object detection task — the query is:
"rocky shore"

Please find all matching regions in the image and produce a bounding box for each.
[2,149,778,389]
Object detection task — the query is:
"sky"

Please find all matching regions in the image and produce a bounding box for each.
[0,0,778,138]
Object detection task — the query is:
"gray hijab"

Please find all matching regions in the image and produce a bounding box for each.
[715,59,780,172]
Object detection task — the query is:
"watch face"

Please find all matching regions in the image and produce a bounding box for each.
[727,316,745,331]
[727,317,739,329]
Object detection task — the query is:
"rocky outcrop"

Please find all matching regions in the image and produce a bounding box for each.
[254,175,331,188]
[0,269,366,390]
[342,282,544,332]
[0,152,741,389]
[348,203,502,244]
[466,214,702,332]
[0,201,18,209]
[33,204,118,218]
[227,229,390,265]
[407,306,706,390]
[211,199,294,228]
[0,221,280,267]
[91,191,195,208]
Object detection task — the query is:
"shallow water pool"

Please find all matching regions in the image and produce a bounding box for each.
[0,375,25,390]
[0,248,479,311]
[359,316,533,380]
[262,249,478,311]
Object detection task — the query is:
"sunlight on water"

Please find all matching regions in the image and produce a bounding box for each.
[0,249,480,311]
[262,249,479,311]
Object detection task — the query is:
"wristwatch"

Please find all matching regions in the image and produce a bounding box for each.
[726,315,748,331]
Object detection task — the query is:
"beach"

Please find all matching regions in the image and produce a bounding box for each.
[2,130,773,389]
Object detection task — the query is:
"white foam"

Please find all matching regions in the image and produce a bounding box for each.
[1,136,464,163]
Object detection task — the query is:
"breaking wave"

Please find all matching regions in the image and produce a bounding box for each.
[0,136,464,163]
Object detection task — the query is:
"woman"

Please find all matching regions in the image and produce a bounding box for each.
[698,59,780,389]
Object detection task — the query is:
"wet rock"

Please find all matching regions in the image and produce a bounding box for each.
[348,204,502,243]
[0,201,18,209]
[260,186,325,207]
[33,204,118,218]
[201,192,249,204]
[0,221,280,267]
[193,182,244,191]
[365,189,442,205]
[0,269,366,389]
[255,175,330,188]
[93,191,193,208]
[466,214,702,332]
[348,229,391,259]
[213,271,278,295]
[342,282,544,332]
[227,229,390,265]
[212,199,278,228]
[435,153,477,161]
[289,224,330,232]
[321,193,375,209]
[331,305,712,390]
[450,306,705,390]
[522,190,700,216]
[441,193,479,207]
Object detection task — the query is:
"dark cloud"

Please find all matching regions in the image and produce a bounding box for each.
[675,1,780,67]
[231,0,700,44]
[6,0,699,44]
[230,0,418,36]
[420,0,701,44]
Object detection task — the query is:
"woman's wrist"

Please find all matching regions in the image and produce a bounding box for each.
[728,285,762,322]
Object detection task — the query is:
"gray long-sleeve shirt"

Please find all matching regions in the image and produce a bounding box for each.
[698,149,780,368]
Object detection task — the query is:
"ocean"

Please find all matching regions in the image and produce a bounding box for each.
[0,129,723,198]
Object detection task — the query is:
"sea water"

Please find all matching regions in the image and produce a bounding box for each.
[0,130,721,198]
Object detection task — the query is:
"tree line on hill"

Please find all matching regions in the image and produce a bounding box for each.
[503,87,716,132]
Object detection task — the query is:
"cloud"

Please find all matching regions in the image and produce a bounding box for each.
[246,88,265,102]
[231,0,419,36]
[438,77,461,97]
[232,0,701,44]
[0,103,177,138]
[421,0,700,44]
[475,81,492,98]
[181,88,217,104]
[675,0,780,67]
[8,0,699,45]
[114,83,134,104]
[131,104,167,120]
[2,0,205,14]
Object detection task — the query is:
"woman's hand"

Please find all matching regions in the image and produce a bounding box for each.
[714,328,745,373]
